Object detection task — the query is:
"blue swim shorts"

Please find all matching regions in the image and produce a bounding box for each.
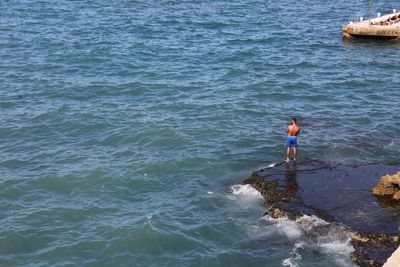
[286,136,297,148]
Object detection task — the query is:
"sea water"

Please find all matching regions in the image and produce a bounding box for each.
[1,0,400,266]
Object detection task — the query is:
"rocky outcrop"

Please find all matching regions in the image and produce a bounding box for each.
[243,160,400,267]
[351,233,400,267]
[373,172,400,201]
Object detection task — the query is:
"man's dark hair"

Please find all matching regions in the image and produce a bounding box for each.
[292,117,297,123]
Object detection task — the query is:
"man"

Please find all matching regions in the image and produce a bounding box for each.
[285,117,300,162]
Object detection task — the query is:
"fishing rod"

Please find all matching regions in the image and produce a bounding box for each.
[368,0,372,27]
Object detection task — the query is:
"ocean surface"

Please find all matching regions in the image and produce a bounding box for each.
[1,0,400,266]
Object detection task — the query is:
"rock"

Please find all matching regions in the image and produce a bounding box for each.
[263,207,302,221]
[243,160,400,267]
[351,233,400,267]
[373,172,400,201]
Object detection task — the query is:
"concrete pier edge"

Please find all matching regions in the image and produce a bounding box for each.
[383,245,400,267]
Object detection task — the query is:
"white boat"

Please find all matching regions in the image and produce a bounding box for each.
[342,9,400,41]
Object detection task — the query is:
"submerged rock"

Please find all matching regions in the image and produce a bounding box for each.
[243,159,400,267]
[373,172,400,201]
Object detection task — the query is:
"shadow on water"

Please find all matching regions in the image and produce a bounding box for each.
[284,162,298,196]
[342,37,400,49]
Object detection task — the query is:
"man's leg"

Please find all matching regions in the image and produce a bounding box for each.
[286,147,290,162]
[293,147,297,160]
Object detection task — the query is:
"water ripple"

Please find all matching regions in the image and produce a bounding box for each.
[1,0,400,266]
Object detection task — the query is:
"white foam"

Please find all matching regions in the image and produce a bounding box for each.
[230,184,263,198]
[228,184,264,209]
[319,239,354,255]
[275,219,302,240]
[282,257,299,267]
[282,242,303,267]
[316,234,355,266]
[268,162,278,168]
[261,214,328,240]
[294,215,329,230]
[258,162,279,170]
[384,139,395,148]
[259,214,354,266]
[250,216,302,240]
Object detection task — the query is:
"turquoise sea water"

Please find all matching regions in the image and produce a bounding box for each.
[1,1,400,266]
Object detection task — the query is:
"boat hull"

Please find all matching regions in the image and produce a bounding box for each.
[342,11,400,41]
[344,33,400,41]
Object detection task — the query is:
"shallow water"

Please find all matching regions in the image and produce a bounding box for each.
[1,0,400,266]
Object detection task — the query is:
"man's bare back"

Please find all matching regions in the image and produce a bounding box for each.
[287,124,300,136]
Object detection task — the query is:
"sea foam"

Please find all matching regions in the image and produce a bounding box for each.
[228,184,264,209]
[230,184,263,198]
[258,215,354,266]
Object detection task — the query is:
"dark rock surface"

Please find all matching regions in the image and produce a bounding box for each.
[243,159,400,267]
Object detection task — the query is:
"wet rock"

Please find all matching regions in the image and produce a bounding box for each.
[373,171,400,201]
[351,233,400,267]
[243,171,293,205]
[263,207,303,221]
[243,159,400,267]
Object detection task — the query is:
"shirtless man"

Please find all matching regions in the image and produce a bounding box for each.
[285,117,301,162]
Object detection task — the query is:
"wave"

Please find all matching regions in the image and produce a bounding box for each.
[257,215,355,267]
[229,184,263,199]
